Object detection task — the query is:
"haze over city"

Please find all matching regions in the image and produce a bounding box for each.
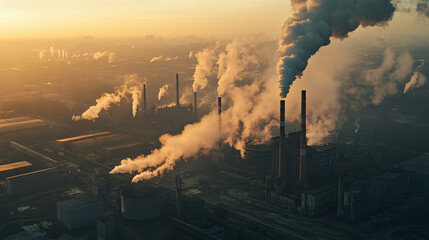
[0,1,429,239]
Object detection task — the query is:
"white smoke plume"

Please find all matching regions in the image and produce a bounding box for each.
[217,38,259,96]
[189,51,194,58]
[39,50,47,60]
[110,37,279,181]
[277,0,396,98]
[150,55,164,63]
[49,46,55,57]
[366,48,414,105]
[93,51,115,63]
[192,47,218,92]
[72,74,142,121]
[158,84,169,101]
[404,63,427,93]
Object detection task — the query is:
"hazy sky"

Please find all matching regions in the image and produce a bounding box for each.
[0,0,427,39]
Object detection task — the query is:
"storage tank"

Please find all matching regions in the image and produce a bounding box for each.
[121,185,162,220]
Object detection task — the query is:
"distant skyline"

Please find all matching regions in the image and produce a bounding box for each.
[0,0,428,39]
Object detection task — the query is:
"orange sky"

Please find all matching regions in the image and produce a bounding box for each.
[0,0,428,39]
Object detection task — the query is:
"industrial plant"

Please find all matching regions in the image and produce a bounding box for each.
[1,0,429,239]
[0,69,428,240]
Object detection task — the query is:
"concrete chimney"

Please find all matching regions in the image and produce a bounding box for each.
[299,90,308,188]
[176,73,180,107]
[194,92,197,118]
[337,174,344,217]
[278,100,286,188]
[218,97,222,149]
[175,175,183,219]
[143,84,147,115]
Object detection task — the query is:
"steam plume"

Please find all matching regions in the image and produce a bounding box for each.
[150,55,163,63]
[366,48,414,105]
[404,63,427,93]
[277,0,396,98]
[111,37,278,181]
[158,84,169,101]
[72,74,142,121]
[192,47,218,92]
[93,51,115,63]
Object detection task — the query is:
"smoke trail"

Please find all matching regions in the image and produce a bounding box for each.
[366,48,414,105]
[404,63,427,93]
[93,51,115,63]
[217,38,259,96]
[277,0,396,98]
[72,74,142,121]
[110,37,278,181]
[150,55,163,63]
[192,47,218,92]
[158,84,169,101]
[39,50,47,60]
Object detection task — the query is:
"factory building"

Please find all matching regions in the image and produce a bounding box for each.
[56,132,146,159]
[6,167,61,197]
[56,132,112,150]
[400,153,429,194]
[57,196,104,229]
[0,116,50,140]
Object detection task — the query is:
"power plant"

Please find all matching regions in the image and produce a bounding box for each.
[0,72,427,240]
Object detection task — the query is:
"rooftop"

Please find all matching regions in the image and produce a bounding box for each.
[401,153,429,176]
[0,161,32,172]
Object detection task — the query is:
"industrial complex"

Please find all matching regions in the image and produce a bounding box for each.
[0,74,428,240]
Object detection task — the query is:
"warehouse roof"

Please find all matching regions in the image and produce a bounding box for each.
[0,161,32,172]
[6,167,57,180]
[56,132,112,143]
[103,141,144,151]
[0,119,49,134]
[401,153,429,176]
[57,196,102,210]
[0,116,34,124]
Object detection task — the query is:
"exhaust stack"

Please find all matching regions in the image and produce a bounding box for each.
[176,73,180,107]
[143,84,147,115]
[194,92,197,118]
[278,100,286,188]
[299,90,308,188]
[218,97,222,148]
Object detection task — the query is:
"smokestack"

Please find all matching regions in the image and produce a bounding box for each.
[278,100,286,189]
[337,174,344,217]
[176,73,180,107]
[143,84,147,115]
[218,97,222,149]
[176,175,183,219]
[299,90,308,188]
[194,92,197,118]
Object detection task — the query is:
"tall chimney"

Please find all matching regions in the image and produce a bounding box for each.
[194,91,197,118]
[175,175,183,219]
[299,90,308,188]
[176,73,180,107]
[143,83,147,115]
[337,174,344,217]
[278,100,286,190]
[218,97,222,149]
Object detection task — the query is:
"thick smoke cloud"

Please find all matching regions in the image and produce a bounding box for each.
[93,51,115,63]
[277,0,396,98]
[72,74,142,121]
[158,84,170,101]
[111,37,279,181]
[192,47,218,92]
